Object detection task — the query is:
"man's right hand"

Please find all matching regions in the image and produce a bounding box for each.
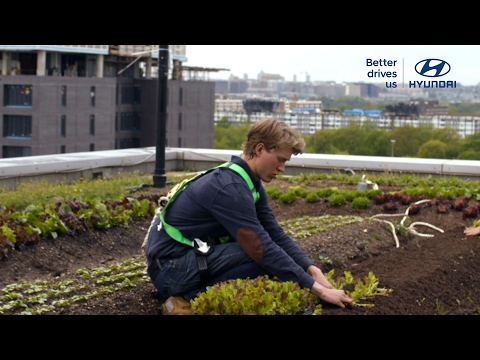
[311,282,353,308]
[464,226,480,236]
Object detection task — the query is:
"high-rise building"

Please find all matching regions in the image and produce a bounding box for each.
[0,45,215,158]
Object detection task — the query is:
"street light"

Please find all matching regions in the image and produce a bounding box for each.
[391,139,396,157]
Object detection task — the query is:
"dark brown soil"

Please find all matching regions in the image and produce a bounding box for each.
[1,178,480,315]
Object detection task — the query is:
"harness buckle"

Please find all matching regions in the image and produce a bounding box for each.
[193,238,212,255]
[193,238,213,283]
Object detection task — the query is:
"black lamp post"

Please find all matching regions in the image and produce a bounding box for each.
[153,45,169,188]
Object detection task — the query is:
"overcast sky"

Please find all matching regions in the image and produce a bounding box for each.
[184,45,480,86]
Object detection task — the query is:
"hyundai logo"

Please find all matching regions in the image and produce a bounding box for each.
[415,59,451,78]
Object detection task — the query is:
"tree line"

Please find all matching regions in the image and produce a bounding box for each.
[214,117,480,160]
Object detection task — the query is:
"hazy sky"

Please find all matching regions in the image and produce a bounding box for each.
[184,45,480,86]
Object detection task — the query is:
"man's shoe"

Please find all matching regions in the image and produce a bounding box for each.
[161,296,195,315]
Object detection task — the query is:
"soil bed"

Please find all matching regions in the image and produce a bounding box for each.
[1,178,479,315]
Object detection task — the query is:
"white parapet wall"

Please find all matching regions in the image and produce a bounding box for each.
[0,147,479,190]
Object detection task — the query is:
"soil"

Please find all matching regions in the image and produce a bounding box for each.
[1,178,480,315]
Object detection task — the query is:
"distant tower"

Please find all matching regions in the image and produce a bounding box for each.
[306,72,310,83]
[293,74,297,82]
[244,73,248,80]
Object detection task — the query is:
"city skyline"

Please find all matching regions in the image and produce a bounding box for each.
[185,45,480,86]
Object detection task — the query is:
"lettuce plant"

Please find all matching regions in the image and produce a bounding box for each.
[190,275,322,315]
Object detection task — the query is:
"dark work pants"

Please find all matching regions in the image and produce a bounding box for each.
[151,242,271,301]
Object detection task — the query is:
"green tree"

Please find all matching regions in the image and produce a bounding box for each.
[457,150,480,160]
[448,102,480,116]
[430,127,462,159]
[306,129,337,154]
[417,139,448,159]
[306,121,390,156]
[214,119,251,150]
[459,132,480,155]
[216,116,232,128]
[363,129,390,156]
[390,124,434,157]
[330,122,365,155]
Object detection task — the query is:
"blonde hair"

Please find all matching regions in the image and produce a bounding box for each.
[241,118,305,159]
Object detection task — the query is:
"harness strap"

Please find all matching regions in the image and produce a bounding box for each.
[160,161,259,247]
[222,162,260,203]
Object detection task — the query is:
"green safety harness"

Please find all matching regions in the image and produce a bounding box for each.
[160,161,259,248]
[157,161,260,282]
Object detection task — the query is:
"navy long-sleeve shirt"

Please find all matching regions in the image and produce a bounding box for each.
[146,155,315,289]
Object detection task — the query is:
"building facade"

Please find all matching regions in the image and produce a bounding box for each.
[0,45,214,158]
[214,96,480,137]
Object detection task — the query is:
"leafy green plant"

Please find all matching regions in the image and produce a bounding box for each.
[342,189,361,202]
[319,255,332,265]
[328,193,346,206]
[352,196,371,209]
[325,270,392,308]
[186,260,390,314]
[362,189,383,199]
[190,275,322,315]
[0,193,160,260]
[305,192,320,203]
[278,190,298,204]
[316,187,338,198]
[435,299,448,315]
[290,185,310,198]
[280,215,363,239]
[0,257,148,315]
[0,172,154,211]
[265,186,282,199]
